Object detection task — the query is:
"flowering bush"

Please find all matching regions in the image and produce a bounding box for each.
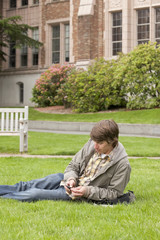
[31,64,74,107]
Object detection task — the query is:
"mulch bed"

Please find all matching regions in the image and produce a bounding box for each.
[35,106,125,114]
[35,106,73,114]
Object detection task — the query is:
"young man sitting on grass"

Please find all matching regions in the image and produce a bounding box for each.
[0,119,134,204]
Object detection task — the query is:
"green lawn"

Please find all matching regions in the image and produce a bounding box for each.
[0,157,159,240]
[0,132,160,157]
[29,107,160,124]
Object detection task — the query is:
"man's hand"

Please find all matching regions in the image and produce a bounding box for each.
[64,179,76,194]
[70,186,87,197]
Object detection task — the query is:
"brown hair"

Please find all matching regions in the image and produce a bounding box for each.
[90,119,119,148]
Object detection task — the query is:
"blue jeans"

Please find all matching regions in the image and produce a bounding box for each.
[0,173,71,202]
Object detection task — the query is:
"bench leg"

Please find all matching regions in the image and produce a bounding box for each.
[24,132,28,152]
[19,119,28,153]
[19,130,24,153]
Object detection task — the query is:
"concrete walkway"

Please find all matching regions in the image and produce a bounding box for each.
[0,153,160,159]
[28,120,160,138]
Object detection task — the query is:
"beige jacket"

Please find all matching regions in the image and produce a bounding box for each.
[64,139,131,201]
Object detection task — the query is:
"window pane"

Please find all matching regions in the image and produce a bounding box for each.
[33,0,39,4]
[138,25,149,39]
[65,52,69,62]
[18,82,24,103]
[21,45,28,66]
[112,27,122,41]
[32,47,38,54]
[9,42,16,68]
[52,25,60,63]
[112,11,122,56]
[52,26,60,38]
[52,39,60,51]
[22,0,28,6]
[9,56,16,68]
[156,8,160,44]
[113,42,122,56]
[21,45,27,54]
[156,8,160,22]
[156,23,160,38]
[137,9,150,44]
[33,53,38,65]
[65,25,70,37]
[156,39,160,45]
[113,12,122,26]
[21,55,27,66]
[52,52,60,64]
[32,28,39,65]
[10,43,16,55]
[65,24,70,62]
[10,0,16,8]
[138,9,149,24]
[32,28,39,41]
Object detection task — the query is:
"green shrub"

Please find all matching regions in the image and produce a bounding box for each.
[31,64,74,107]
[114,42,160,109]
[31,43,160,112]
[61,58,125,113]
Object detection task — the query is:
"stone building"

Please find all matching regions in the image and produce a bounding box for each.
[0,0,160,106]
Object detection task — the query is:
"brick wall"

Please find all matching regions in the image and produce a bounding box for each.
[78,15,93,60]
[90,1,104,60]
[43,1,70,20]
[72,0,104,63]
[71,0,80,63]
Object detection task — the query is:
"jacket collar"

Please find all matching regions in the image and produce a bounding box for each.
[91,142,128,179]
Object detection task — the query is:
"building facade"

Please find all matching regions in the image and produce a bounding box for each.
[1,0,160,106]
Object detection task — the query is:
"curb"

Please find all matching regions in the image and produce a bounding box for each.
[28,120,160,138]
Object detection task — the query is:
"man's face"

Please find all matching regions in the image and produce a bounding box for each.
[94,141,113,154]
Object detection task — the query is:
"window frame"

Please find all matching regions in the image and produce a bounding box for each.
[112,11,122,56]
[51,22,70,64]
[137,8,150,45]
[21,44,28,67]
[32,27,39,65]
[52,25,60,64]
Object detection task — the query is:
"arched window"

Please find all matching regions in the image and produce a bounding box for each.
[17,82,24,104]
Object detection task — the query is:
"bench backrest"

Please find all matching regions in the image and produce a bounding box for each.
[0,106,28,133]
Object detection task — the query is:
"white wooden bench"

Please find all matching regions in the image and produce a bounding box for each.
[0,106,28,153]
